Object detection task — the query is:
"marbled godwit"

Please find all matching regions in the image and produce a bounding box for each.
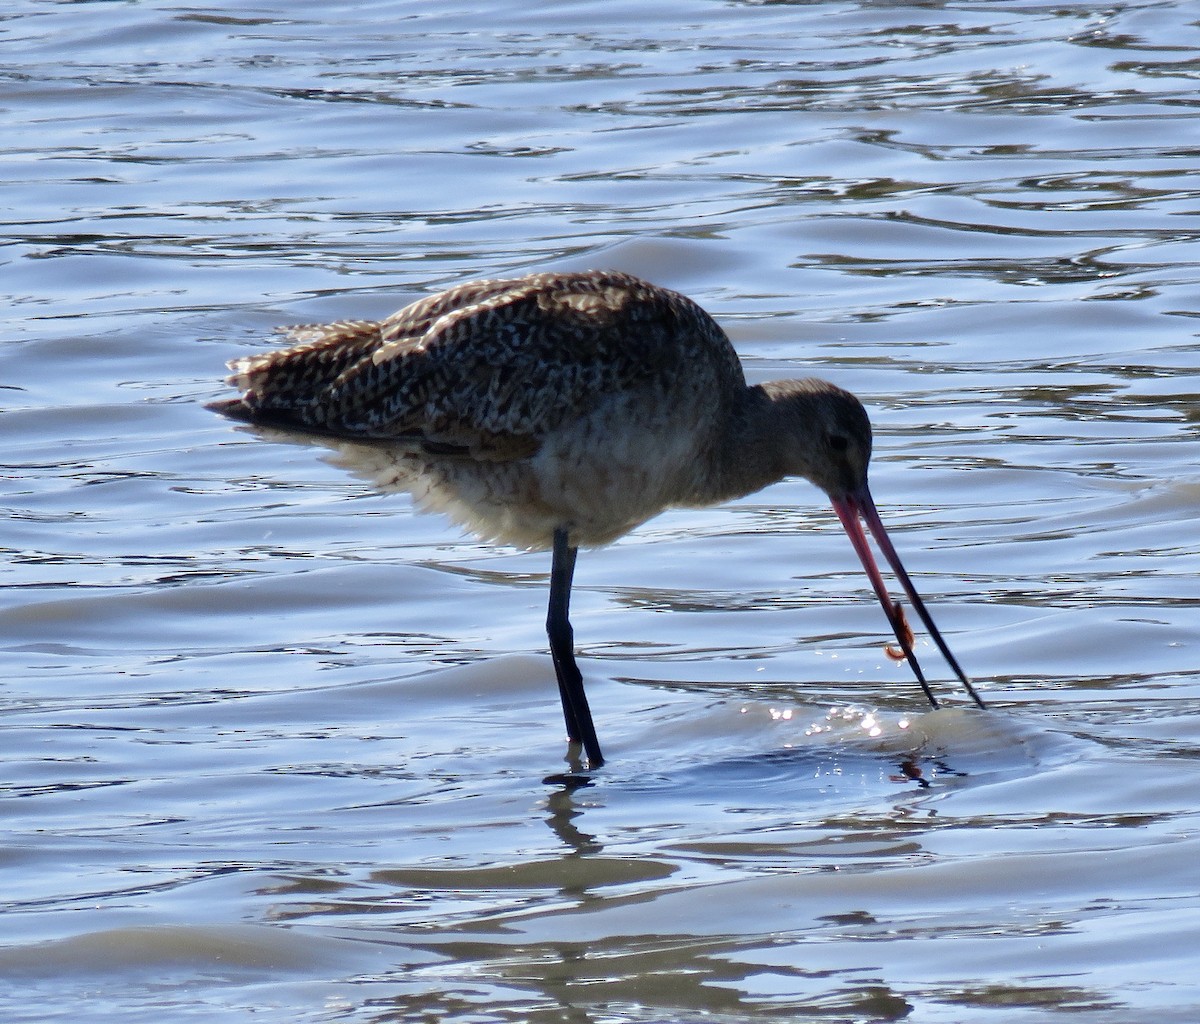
[210,269,986,768]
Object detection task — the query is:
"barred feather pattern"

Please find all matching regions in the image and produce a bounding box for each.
[224,269,746,457]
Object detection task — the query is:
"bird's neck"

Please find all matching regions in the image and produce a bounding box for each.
[701,383,792,504]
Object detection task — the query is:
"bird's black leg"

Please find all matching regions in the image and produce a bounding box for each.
[547,527,604,768]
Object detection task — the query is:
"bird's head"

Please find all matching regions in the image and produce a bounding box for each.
[760,378,872,499]
[757,376,985,710]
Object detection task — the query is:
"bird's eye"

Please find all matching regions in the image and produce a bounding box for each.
[828,433,849,453]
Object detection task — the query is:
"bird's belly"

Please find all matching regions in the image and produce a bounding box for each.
[327,394,714,550]
[529,409,708,546]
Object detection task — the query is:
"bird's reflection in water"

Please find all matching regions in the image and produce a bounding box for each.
[543,779,604,857]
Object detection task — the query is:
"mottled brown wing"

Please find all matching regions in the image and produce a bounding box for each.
[316,270,742,458]
[213,278,549,437]
[213,270,744,460]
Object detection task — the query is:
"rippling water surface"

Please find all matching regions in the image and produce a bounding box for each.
[4,1,1200,1021]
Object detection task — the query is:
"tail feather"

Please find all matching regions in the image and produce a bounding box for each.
[206,397,256,422]
[207,395,319,434]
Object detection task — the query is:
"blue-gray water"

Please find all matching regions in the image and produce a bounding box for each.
[4,2,1200,1021]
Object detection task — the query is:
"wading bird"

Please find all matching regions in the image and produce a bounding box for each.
[210,270,986,768]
